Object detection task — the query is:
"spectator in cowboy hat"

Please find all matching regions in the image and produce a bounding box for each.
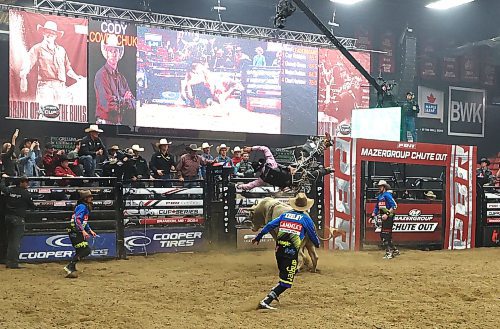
[214,144,234,169]
[424,191,437,200]
[476,157,494,186]
[200,142,214,179]
[150,139,175,184]
[78,125,107,177]
[231,146,243,165]
[55,155,78,187]
[130,145,151,180]
[177,144,212,187]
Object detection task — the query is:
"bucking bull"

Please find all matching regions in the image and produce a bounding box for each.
[248,197,337,273]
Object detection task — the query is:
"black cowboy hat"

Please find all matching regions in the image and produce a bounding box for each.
[478,157,491,165]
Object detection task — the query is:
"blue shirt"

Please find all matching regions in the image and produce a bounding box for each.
[255,210,320,249]
[71,203,92,232]
[200,152,214,178]
[373,192,397,215]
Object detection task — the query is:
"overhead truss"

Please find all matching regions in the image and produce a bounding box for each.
[27,0,357,49]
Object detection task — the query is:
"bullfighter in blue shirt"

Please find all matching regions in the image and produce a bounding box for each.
[252,193,320,310]
[371,180,400,259]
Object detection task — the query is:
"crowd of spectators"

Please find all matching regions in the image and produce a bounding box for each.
[0,125,258,186]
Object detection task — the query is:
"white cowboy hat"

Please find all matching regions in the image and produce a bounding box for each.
[85,124,103,133]
[186,144,201,152]
[37,21,64,37]
[101,34,124,60]
[424,191,437,199]
[201,142,213,149]
[216,144,230,153]
[377,180,391,189]
[159,138,172,145]
[232,146,242,154]
[131,144,144,152]
[289,193,314,212]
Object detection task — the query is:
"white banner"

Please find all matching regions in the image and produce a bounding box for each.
[125,200,203,207]
[123,188,203,195]
[418,86,444,122]
[123,208,203,216]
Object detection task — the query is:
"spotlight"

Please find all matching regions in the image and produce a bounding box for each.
[274,0,296,29]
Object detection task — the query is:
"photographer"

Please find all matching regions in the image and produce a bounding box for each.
[18,140,41,181]
[1,129,19,177]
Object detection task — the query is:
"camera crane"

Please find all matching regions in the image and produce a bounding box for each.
[275,0,392,107]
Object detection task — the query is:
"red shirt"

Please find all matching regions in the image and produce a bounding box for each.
[43,153,60,176]
[55,165,77,186]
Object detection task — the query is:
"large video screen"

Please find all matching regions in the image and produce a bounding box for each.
[135,27,318,135]
[351,107,401,141]
[317,48,370,136]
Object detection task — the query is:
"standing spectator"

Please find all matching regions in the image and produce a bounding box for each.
[200,142,214,179]
[130,145,151,180]
[122,149,138,183]
[0,176,35,269]
[150,139,175,182]
[102,148,125,180]
[78,125,107,177]
[214,144,235,168]
[55,155,77,186]
[1,129,20,177]
[42,143,64,176]
[67,139,82,160]
[177,144,211,187]
[18,140,41,179]
[235,151,255,178]
[476,157,494,186]
[232,146,243,165]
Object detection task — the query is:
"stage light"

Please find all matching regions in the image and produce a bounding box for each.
[426,0,475,10]
[330,0,366,5]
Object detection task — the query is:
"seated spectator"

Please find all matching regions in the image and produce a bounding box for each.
[235,151,255,178]
[1,129,19,177]
[55,155,77,186]
[78,125,107,177]
[476,157,494,186]
[18,140,41,178]
[67,140,84,176]
[200,142,214,179]
[214,144,234,168]
[424,191,437,200]
[232,146,242,165]
[42,143,64,176]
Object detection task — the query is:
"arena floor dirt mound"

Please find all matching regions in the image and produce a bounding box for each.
[0,248,499,329]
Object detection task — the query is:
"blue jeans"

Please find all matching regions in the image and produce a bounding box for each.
[79,155,96,177]
[405,116,417,142]
[183,176,199,188]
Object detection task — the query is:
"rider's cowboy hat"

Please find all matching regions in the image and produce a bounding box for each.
[377,180,391,189]
[158,138,172,145]
[424,191,437,199]
[101,34,124,60]
[289,193,314,212]
[201,142,212,149]
[185,144,201,152]
[232,146,242,154]
[37,21,64,38]
[216,144,230,153]
[131,144,144,152]
[85,124,103,133]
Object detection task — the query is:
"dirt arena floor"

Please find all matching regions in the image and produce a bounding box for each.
[0,248,499,329]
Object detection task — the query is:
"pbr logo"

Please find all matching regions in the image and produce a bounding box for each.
[448,87,486,137]
[41,105,60,119]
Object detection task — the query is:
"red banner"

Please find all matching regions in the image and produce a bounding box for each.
[461,53,480,82]
[8,10,88,122]
[138,217,205,225]
[317,49,370,136]
[419,40,438,79]
[365,202,443,244]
